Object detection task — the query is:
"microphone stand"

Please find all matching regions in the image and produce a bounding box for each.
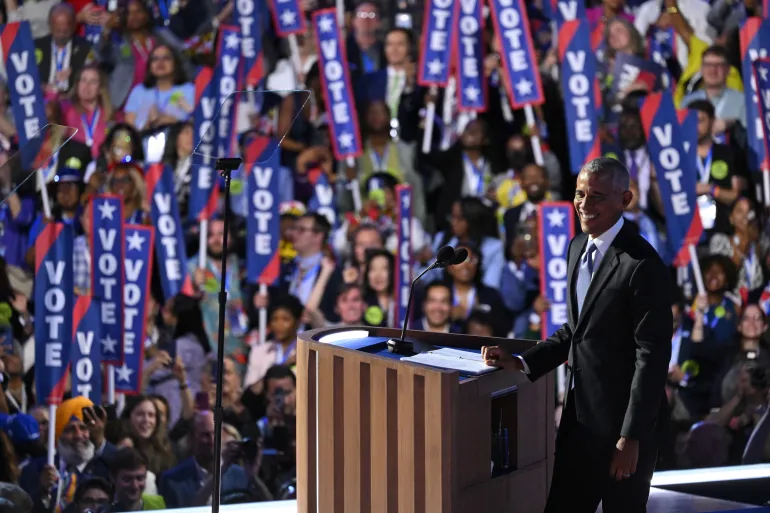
[211,157,242,513]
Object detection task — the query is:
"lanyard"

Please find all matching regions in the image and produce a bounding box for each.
[156,0,172,24]
[80,108,100,147]
[744,244,757,287]
[463,155,486,196]
[387,71,403,117]
[369,144,389,172]
[206,258,232,292]
[696,147,713,183]
[53,43,69,72]
[155,89,173,115]
[453,285,476,319]
[127,209,144,224]
[5,387,27,413]
[289,263,320,301]
[275,341,296,364]
[133,38,153,63]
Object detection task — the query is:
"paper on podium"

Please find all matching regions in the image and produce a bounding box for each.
[401,348,496,375]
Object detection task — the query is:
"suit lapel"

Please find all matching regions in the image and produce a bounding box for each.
[568,234,587,327]
[575,225,630,331]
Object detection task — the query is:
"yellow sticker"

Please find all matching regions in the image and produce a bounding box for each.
[711,160,728,180]
[714,305,726,318]
[35,48,43,65]
[230,179,243,195]
[365,305,383,325]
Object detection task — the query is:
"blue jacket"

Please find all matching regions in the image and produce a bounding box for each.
[159,457,249,509]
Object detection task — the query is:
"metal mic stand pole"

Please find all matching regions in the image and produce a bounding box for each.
[211,157,242,513]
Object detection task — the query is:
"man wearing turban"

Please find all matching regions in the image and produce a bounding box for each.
[19,397,117,513]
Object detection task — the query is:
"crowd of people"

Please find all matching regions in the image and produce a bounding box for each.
[0,0,767,511]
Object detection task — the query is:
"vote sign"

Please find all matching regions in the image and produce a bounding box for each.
[538,202,574,339]
[34,223,74,406]
[641,91,702,266]
[90,195,124,364]
[245,138,281,285]
[312,9,363,160]
[418,0,457,86]
[394,185,412,327]
[189,66,220,224]
[115,225,154,394]
[487,0,544,108]
[146,163,194,299]
[72,295,102,403]
[269,0,306,36]
[455,0,487,111]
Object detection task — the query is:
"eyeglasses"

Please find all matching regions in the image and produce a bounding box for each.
[357,11,377,18]
[80,497,110,509]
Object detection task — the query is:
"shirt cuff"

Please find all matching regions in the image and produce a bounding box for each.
[515,355,531,374]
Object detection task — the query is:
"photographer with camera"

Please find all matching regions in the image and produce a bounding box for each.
[256,366,296,498]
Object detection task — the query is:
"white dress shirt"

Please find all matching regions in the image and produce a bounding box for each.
[517,217,626,375]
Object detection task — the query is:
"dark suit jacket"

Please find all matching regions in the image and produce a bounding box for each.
[354,69,422,143]
[21,442,118,513]
[421,144,505,232]
[521,220,672,440]
[34,36,92,90]
[159,457,248,509]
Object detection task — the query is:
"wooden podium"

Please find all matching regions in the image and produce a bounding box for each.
[296,327,555,513]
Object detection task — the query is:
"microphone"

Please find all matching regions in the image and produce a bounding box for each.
[450,247,468,266]
[387,246,456,354]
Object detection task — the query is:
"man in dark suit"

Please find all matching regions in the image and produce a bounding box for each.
[35,3,93,93]
[483,157,672,513]
[253,213,343,323]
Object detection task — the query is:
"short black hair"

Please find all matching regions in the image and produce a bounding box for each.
[386,27,414,46]
[109,447,148,475]
[74,477,113,504]
[337,282,364,298]
[300,212,332,242]
[423,280,453,304]
[268,293,304,321]
[688,99,715,119]
[264,365,297,386]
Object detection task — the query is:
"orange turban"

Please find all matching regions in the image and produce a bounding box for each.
[54,396,94,441]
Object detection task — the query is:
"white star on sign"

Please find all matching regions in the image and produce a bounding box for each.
[338,132,354,148]
[126,231,145,251]
[101,335,118,354]
[427,59,445,76]
[546,209,566,228]
[402,193,411,209]
[464,85,481,103]
[514,78,533,97]
[280,9,297,27]
[318,15,335,33]
[760,65,769,82]
[225,32,240,50]
[97,200,117,220]
[115,364,134,383]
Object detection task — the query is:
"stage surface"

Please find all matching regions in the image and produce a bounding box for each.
[153,489,769,513]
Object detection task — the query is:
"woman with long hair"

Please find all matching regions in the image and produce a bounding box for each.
[121,395,176,476]
[442,242,509,336]
[124,43,194,131]
[162,122,194,219]
[434,197,504,288]
[106,162,148,225]
[62,64,114,159]
[96,0,189,110]
[361,249,395,327]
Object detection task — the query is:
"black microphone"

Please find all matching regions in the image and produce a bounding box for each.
[449,247,468,266]
[387,246,456,354]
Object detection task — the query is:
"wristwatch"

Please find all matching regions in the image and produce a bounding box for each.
[666,6,679,14]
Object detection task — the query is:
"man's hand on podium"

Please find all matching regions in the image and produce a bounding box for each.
[482,346,524,372]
